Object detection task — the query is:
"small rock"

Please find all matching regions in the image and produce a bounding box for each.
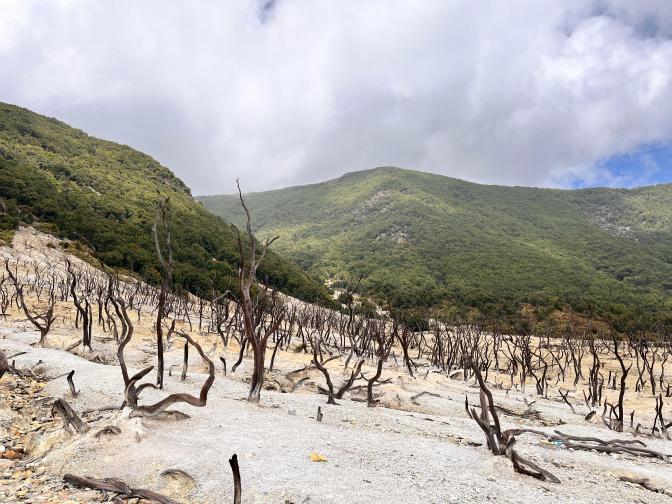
[11,469,32,480]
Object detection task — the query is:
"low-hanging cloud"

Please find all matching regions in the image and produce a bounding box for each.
[1,0,672,194]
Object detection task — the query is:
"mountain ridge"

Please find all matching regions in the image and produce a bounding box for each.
[215,166,672,197]
[199,166,672,326]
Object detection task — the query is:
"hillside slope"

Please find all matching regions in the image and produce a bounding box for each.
[199,167,672,325]
[0,102,329,303]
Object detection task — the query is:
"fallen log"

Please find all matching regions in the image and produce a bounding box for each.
[619,475,672,497]
[411,391,441,402]
[286,363,317,378]
[63,474,129,494]
[82,405,122,415]
[6,351,27,360]
[65,340,82,352]
[552,430,646,447]
[550,431,669,461]
[290,376,309,392]
[558,441,669,461]
[63,474,181,504]
[348,378,392,393]
[161,469,197,484]
[495,404,541,420]
[94,426,121,438]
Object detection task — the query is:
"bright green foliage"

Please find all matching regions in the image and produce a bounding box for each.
[199,167,672,327]
[0,102,330,304]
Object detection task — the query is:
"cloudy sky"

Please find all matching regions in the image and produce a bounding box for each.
[1,0,672,194]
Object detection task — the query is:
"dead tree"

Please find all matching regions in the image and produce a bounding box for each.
[653,395,670,439]
[66,259,92,349]
[110,296,133,386]
[213,296,232,346]
[565,319,586,386]
[312,333,364,405]
[152,195,173,389]
[232,180,284,403]
[367,319,394,407]
[340,275,364,363]
[586,337,602,407]
[122,331,215,417]
[4,259,55,346]
[468,360,559,483]
[611,334,632,432]
[389,306,417,378]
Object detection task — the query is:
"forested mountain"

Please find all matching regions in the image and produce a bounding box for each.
[0,103,330,303]
[199,167,672,327]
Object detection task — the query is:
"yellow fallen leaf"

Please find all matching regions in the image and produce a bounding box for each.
[309,452,327,462]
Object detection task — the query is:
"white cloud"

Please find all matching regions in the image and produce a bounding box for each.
[1,0,671,193]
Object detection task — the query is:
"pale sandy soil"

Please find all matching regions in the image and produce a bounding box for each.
[1,227,672,503]
[3,329,672,504]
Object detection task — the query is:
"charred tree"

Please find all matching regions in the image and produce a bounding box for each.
[152,195,174,390]
[4,260,55,346]
[232,180,284,403]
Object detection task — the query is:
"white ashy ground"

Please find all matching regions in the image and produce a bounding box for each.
[2,329,672,504]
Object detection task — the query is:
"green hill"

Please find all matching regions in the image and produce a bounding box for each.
[199,167,672,326]
[0,103,330,304]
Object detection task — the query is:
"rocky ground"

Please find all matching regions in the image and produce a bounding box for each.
[1,227,672,503]
[0,369,120,503]
[2,329,672,504]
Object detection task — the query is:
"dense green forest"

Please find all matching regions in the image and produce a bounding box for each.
[200,167,672,328]
[0,103,330,304]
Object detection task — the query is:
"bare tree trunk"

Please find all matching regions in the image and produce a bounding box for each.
[229,454,241,504]
[231,338,247,373]
[152,196,173,390]
[232,180,283,404]
[367,359,383,407]
[181,340,189,381]
[248,344,266,402]
[156,288,166,389]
